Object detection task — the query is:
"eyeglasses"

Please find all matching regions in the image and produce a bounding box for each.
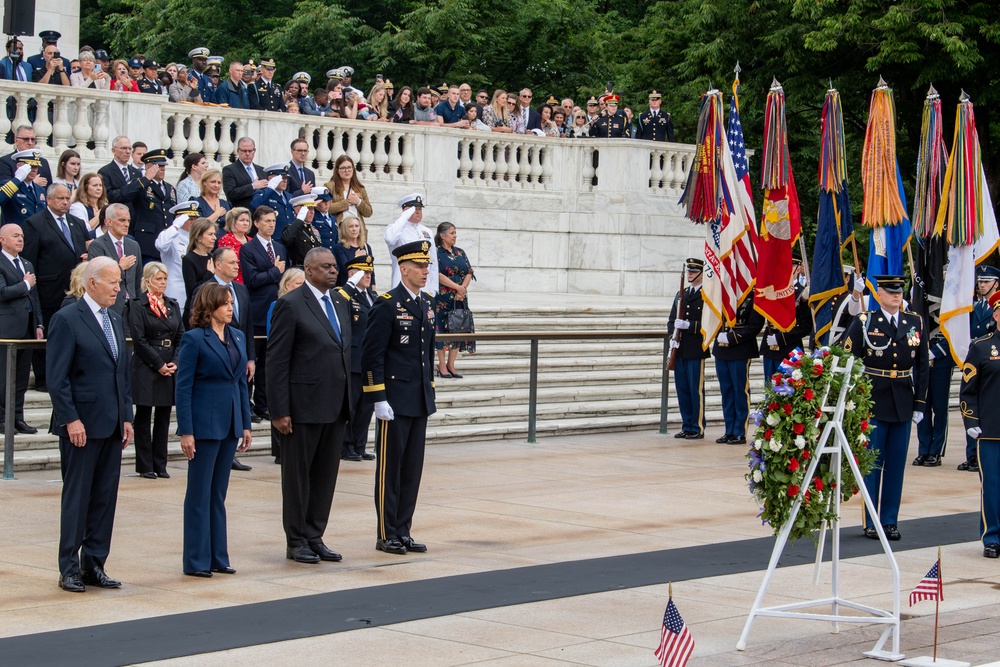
[338,166,354,171]
[293,148,309,153]
[16,136,36,143]
[520,94,532,99]
[238,148,256,153]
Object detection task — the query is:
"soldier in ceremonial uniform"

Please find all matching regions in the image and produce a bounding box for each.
[138,60,164,95]
[667,258,710,439]
[362,240,436,556]
[0,150,47,226]
[713,292,765,445]
[187,47,216,103]
[637,90,674,142]
[337,255,378,462]
[589,94,630,138]
[242,60,260,110]
[959,290,1000,559]
[256,57,286,112]
[842,275,929,541]
[826,269,866,345]
[204,57,224,102]
[914,321,953,468]
[120,149,177,263]
[960,265,1000,472]
[310,188,339,252]
[760,256,813,379]
[251,164,295,240]
[281,194,323,267]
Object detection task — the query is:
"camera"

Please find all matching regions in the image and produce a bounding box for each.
[54,51,60,58]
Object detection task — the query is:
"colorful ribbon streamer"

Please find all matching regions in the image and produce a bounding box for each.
[861,80,908,227]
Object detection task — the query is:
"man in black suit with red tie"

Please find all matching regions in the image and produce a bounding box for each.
[0,223,44,434]
[267,247,351,564]
[222,137,267,210]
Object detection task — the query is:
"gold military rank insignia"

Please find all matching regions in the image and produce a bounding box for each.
[421,241,430,253]
[843,337,853,353]
[962,362,977,382]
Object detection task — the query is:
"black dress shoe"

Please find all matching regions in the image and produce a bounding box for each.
[674,431,690,439]
[342,454,362,461]
[863,525,878,539]
[274,456,282,465]
[912,455,927,466]
[399,536,427,553]
[58,574,85,592]
[231,457,252,471]
[923,455,942,467]
[727,436,747,445]
[211,566,236,574]
[716,434,734,444]
[884,524,901,541]
[310,543,343,562]
[81,566,121,588]
[255,410,270,420]
[376,538,407,555]
[250,414,263,423]
[14,420,37,434]
[984,543,1000,559]
[157,471,171,479]
[184,570,213,578]
[140,472,157,479]
[34,384,47,393]
[361,452,376,460]
[286,545,320,563]
[684,432,705,440]
[958,457,979,471]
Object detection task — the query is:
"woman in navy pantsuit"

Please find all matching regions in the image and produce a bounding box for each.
[175,283,252,577]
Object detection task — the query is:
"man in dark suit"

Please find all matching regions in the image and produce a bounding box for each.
[240,207,287,421]
[362,240,436,556]
[222,137,267,209]
[337,255,377,461]
[286,138,315,198]
[0,223,44,434]
[267,247,351,564]
[194,247,256,471]
[85,203,142,326]
[47,257,133,592]
[0,126,53,186]
[22,182,89,391]
[513,88,541,134]
[98,135,144,221]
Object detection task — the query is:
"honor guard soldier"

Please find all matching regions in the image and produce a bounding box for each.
[362,240,436,556]
[959,291,1000,559]
[637,90,675,142]
[187,47,216,102]
[121,149,177,263]
[842,275,929,541]
[713,292,765,444]
[251,164,295,240]
[667,258,710,439]
[914,306,954,468]
[0,150,47,226]
[337,255,378,461]
[961,265,1000,472]
[256,57,286,112]
[827,269,866,345]
[138,60,164,95]
[760,255,813,379]
[589,94,630,138]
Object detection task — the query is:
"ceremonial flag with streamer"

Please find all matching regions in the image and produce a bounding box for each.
[809,88,854,344]
[861,79,912,307]
[936,94,1000,365]
[679,88,757,347]
[754,79,801,331]
[911,86,949,337]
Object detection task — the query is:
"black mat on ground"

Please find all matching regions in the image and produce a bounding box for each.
[2,512,979,666]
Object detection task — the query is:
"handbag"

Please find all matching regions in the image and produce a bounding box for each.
[446,304,474,334]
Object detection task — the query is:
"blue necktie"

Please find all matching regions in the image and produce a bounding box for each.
[227,283,240,321]
[57,215,73,248]
[321,295,341,343]
[99,308,118,361]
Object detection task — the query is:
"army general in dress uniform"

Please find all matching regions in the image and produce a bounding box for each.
[667,258,710,439]
[361,240,436,556]
[637,90,674,142]
[842,275,929,541]
[713,292,764,445]
[959,290,1000,559]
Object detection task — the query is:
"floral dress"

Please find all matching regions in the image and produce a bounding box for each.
[435,245,475,353]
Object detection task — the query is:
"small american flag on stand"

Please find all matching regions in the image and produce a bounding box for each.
[655,597,694,667]
[909,560,943,606]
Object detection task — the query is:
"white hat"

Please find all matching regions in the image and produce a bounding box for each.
[397,193,425,209]
[290,194,318,208]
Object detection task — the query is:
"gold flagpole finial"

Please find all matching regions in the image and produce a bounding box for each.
[669,581,673,598]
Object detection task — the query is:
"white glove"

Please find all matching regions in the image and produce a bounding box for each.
[374,401,394,421]
[854,278,865,294]
[14,164,31,182]
[928,349,938,361]
[912,412,924,425]
[347,270,364,287]
[716,332,730,346]
[296,205,309,221]
[766,334,778,346]
[669,339,680,350]
[673,319,690,330]
[967,427,982,439]
[267,175,282,190]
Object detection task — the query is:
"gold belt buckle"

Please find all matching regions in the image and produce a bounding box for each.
[889,370,897,379]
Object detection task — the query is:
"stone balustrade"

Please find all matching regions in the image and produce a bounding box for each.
[1,80,704,296]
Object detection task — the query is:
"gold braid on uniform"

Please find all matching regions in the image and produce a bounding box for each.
[960,400,977,419]
[962,362,977,382]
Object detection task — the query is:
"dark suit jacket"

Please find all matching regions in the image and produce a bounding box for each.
[175,326,251,439]
[517,106,541,132]
[0,253,43,336]
[286,162,316,198]
[192,279,256,361]
[21,209,89,314]
[86,233,142,316]
[129,293,183,406]
[98,161,144,219]
[46,297,133,439]
[239,236,287,328]
[0,151,53,185]
[222,161,265,210]
[266,283,351,424]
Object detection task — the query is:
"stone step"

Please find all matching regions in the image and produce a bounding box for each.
[476,316,666,331]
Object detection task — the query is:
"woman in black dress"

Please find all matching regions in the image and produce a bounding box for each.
[130,262,184,478]
[182,218,218,327]
[434,222,475,378]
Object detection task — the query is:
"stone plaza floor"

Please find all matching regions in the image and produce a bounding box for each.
[0,410,997,666]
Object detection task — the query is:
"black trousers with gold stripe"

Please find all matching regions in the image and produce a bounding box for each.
[375,415,427,541]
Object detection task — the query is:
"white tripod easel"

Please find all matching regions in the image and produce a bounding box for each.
[736,356,904,661]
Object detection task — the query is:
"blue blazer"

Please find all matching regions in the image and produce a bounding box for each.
[175,326,251,440]
[240,236,287,328]
[46,298,133,439]
[286,163,316,198]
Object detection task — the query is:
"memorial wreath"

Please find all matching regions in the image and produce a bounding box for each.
[746,346,877,542]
